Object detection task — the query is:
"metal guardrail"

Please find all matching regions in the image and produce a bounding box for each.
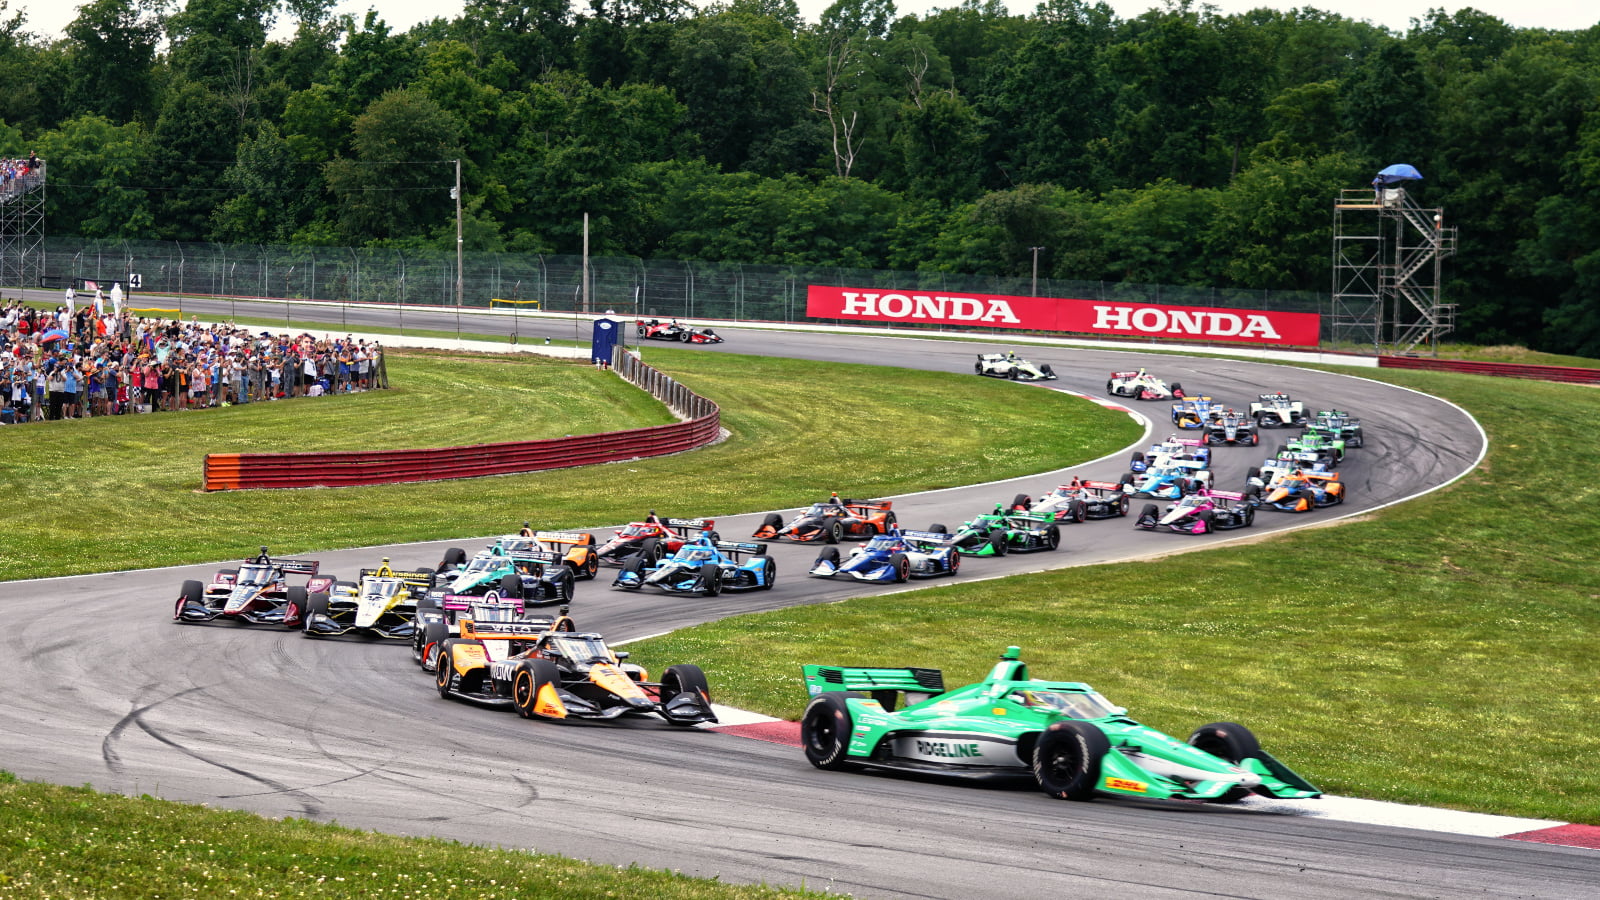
[202,351,718,490]
[1377,356,1600,384]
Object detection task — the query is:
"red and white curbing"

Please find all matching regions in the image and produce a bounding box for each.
[698,705,1600,849]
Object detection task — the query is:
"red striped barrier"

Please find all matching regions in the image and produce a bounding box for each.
[1378,356,1600,384]
[204,352,718,490]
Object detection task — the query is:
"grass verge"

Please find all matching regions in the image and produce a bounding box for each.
[0,773,824,899]
[0,346,1137,580]
[629,366,1600,825]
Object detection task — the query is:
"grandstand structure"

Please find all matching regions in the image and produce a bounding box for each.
[0,160,45,294]
[1330,184,1458,355]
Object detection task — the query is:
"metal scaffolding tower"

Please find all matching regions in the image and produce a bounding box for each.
[0,161,46,294]
[1331,185,1458,355]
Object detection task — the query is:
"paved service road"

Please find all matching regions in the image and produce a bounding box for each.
[7,300,1593,898]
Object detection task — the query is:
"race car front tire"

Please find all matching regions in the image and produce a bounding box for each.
[825,519,844,544]
[418,620,449,670]
[801,693,858,771]
[889,552,910,582]
[513,658,562,719]
[1197,510,1214,534]
[301,592,330,635]
[698,563,722,596]
[439,547,467,570]
[175,580,203,621]
[987,533,1008,557]
[1068,499,1088,523]
[1044,526,1061,550]
[813,547,841,571]
[498,573,523,599]
[1116,495,1130,516]
[661,664,711,714]
[758,557,777,590]
[929,523,948,535]
[1187,722,1262,803]
[948,549,961,574]
[618,555,646,589]
[1034,720,1110,802]
[283,586,308,629]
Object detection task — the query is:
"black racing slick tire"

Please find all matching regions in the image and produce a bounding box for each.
[419,621,449,671]
[1188,722,1262,803]
[498,572,523,599]
[1011,492,1031,511]
[801,692,857,771]
[1068,499,1088,523]
[1197,510,1214,534]
[1117,495,1130,516]
[759,557,777,590]
[301,592,330,635]
[439,547,467,570]
[1033,720,1110,801]
[929,523,948,536]
[756,513,782,537]
[987,533,1008,557]
[888,552,910,583]
[283,586,308,629]
[618,555,646,589]
[698,563,722,596]
[435,640,458,698]
[637,537,663,565]
[513,658,562,719]
[1044,526,1061,551]
[175,579,203,621]
[813,547,841,573]
[825,519,845,544]
[974,360,984,374]
[662,664,711,703]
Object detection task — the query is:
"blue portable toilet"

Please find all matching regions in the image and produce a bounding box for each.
[591,317,620,366]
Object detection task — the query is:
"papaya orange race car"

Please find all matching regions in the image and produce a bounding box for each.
[753,494,897,543]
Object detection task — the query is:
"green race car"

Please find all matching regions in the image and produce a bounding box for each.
[935,508,1062,556]
[1282,430,1344,465]
[800,647,1320,804]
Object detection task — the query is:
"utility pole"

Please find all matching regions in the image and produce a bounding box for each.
[582,212,590,313]
[454,159,464,310]
[1029,246,1045,297]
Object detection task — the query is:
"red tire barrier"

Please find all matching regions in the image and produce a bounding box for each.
[203,351,718,490]
[1378,356,1600,385]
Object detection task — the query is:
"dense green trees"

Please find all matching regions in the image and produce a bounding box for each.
[1,2,1597,351]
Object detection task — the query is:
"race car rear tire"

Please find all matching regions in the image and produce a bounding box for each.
[1011,492,1031,511]
[1118,472,1135,487]
[974,360,984,374]
[759,557,777,590]
[698,563,722,596]
[440,547,467,570]
[1187,722,1262,803]
[639,537,664,565]
[801,693,857,771]
[1008,368,1019,379]
[1034,720,1110,802]
[498,573,523,599]
[889,552,910,583]
[283,586,308,629]
[678,330,691,342]
[513,658,562,719]
[1069,499,1088,523]
[435,640,459,698]
[929,523,948,535]
[301,593,330,635]
[825,519,844,544]
[662,664,711,708]
[1044,526,1060,550]
[1105,380,1116,396]
[175,580,203,621]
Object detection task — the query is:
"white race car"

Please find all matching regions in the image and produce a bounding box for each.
[1250,392,1306,427]
[975,352,1057,381]
[1107,369,1184,400]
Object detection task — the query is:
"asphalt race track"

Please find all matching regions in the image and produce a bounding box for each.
[6,299,1597,898]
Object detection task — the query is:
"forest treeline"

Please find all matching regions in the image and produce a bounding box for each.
[0,0,1597,352]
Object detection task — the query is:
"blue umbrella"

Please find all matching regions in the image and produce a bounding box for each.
[40,328,68,343]
[1373,164,1423,185]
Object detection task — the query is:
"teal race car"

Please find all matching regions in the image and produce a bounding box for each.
[800,647,1320,805]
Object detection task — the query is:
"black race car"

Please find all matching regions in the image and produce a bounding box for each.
[1204,410,1260,446]
[636,319,723,344]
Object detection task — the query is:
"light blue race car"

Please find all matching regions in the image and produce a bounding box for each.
[613,533,776,595]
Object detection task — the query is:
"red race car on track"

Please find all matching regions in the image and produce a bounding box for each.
[595,513,718,566]
[636,319,723,344]
[753,494,897,543]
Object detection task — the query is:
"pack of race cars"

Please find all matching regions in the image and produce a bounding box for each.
[165,363,1359,779]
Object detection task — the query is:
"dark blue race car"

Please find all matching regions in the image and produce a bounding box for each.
[809,529,961,583]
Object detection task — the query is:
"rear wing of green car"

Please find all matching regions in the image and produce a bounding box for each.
[803,665,946,706]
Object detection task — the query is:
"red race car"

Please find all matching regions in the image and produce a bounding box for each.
[636,319,724,344]
[595,513,718,567]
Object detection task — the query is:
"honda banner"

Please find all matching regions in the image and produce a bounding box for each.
[805,286,1321,347]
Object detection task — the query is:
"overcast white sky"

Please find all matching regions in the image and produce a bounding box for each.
[14,0,1596,45]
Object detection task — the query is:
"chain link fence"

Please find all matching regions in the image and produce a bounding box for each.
[28,237,1334,339]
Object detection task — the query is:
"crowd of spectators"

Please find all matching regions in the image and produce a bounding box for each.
[1,299,385,424]
[1,153,42,198]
